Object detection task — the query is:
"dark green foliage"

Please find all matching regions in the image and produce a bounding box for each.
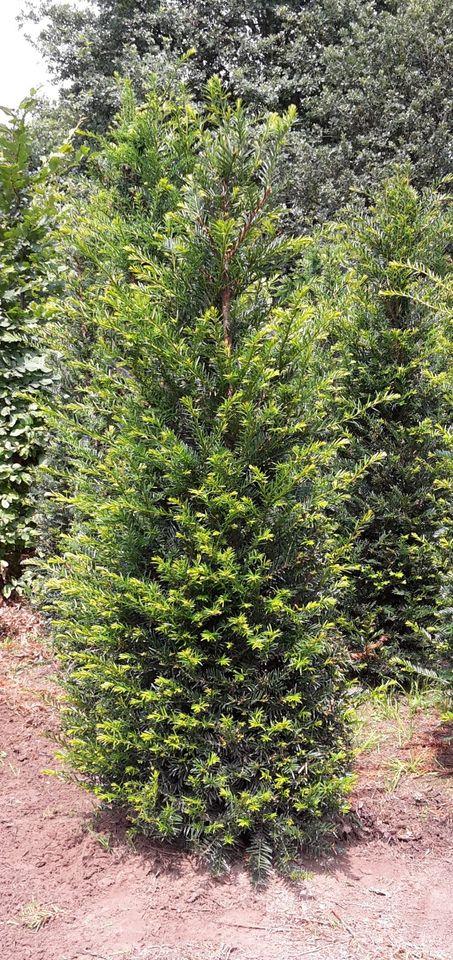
[0,100,68,592]
[24,0,453,221]
[319,174,452,675]
[45,84,359,875]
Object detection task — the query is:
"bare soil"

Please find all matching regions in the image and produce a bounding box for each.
[1,600,452,960]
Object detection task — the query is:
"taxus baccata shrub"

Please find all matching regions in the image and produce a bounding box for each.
[46,83,360,878]
[322,175,452,677]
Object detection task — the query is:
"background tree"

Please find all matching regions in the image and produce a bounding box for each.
[44,83,363,876]
[23,0,453,222]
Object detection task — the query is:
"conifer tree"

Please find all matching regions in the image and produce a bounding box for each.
[320,175,452,675]
[45,82,359,876]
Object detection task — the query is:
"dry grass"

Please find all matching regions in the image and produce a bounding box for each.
[19,898,56,931]
[353,679,453,765]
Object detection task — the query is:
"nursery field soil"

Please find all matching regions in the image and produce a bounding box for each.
[1,600,453,960]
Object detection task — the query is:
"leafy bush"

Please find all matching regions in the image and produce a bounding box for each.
[319,174,452,676]
[0,99,68,592]
[45,83,359,877]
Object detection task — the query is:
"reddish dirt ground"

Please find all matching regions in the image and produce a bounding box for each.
[1,601,453,960]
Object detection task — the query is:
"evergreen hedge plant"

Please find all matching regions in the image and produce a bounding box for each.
[45,83,360,877]
[319,174,452,677]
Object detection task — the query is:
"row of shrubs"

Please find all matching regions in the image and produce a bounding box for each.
[0,80,451,877]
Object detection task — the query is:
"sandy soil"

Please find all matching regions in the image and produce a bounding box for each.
[1,600,452,960]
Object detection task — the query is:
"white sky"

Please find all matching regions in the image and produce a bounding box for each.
[0,0,53,109]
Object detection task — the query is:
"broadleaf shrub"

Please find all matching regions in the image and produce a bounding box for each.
[0,100,68,593]
[45,83,360,876]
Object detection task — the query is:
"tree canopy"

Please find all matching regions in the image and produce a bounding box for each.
[23,0,453,221]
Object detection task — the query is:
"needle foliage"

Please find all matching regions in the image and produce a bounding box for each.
[316,174,452,676]
[45,82,360,877]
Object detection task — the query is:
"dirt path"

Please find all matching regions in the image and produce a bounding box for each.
[1,602,452,960]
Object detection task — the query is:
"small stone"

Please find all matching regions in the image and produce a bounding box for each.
[397,829,422,842]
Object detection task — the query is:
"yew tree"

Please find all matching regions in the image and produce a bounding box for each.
[45,82,359,876]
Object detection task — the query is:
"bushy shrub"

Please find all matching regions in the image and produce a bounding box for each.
[319,174,452,676]
[45,83,360,877]
[0,99,68,592]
